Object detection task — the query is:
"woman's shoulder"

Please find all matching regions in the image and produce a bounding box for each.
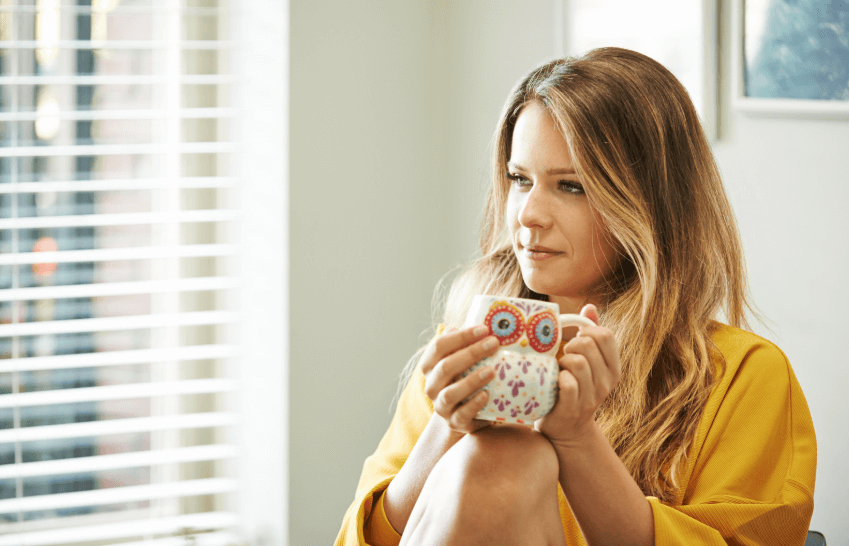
[708,321,795,393]
[710,321,785,357]
[687,323,816,515]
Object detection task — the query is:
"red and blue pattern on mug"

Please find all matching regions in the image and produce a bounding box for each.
[461,295,594,424]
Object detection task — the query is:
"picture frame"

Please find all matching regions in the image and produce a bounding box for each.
[561,0,719,140]
[732,0,849,118]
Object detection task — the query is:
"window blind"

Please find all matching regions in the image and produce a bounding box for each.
[1,0,241,543]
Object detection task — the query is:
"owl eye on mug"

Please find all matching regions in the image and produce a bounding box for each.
[527,311,558,353]
[484,302,525,345]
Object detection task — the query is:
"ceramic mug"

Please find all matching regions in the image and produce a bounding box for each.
[461,295,595,424]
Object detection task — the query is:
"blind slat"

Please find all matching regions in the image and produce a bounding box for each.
[0,176,235,194]
[0,444,239,480]
[100,531,241,546]
[0,511,239,546]
[0,142,235,158]
[0,310,235,338]
[0,344,237,373]
[0,0,239,535]
[0,210,236,230]
[0,75,233,85]
[0,378,234,409]
[0,108,234,122]
[0,412,235,443]
[0,277,236,302]
[0,5,228,15]
[0,244,235,265]
[0,478,238,514]
[2,40,231,50]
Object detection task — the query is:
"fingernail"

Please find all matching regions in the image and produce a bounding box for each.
[479,367,494,380]
[482,337,498,350]
[473,325,488,337]
[477,391,488,402]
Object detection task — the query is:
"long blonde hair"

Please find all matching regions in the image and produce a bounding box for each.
[411,48,756,503]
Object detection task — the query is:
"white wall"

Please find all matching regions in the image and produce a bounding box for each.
[289,2,449,545]
[235,0,288,543]
[289,2,557,544]
[715,117,849,544]
[436,1,562,263]
[713,4,849,542]
[290,1,848,544]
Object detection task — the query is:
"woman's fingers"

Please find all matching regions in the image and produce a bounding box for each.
[558,353,590,404]
[434,365,494,413]
[576,304,620,378]
[538,313,622,443]
[562,335,601,393]
[556,365,581,406]
[579,303,600,325]
[420,325,489,375]
[418,326,499,432]
[424,335,499,401]
[577,326,620,377]
[562,327,620,401]
[449,390,490,433]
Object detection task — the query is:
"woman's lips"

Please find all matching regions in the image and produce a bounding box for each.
[523,246,563,261]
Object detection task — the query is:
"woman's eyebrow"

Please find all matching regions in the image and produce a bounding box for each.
[507,162,576,175]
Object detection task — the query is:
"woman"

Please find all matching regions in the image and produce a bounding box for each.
[335,48,816,546]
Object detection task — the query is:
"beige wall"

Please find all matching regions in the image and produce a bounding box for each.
[290,1,847,544]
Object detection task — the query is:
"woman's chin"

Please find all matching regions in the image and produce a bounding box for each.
[522,276,589,304]
[521,277,562,298]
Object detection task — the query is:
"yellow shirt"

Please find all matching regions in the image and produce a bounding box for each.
[335,323,816,545]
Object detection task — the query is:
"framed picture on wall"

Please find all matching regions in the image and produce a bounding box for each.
[561,0,719,139]
[733,0,849,117]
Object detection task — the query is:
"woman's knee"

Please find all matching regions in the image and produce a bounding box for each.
[440,424,560,501]
[403,425,565,545]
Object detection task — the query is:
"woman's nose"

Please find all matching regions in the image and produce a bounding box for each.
[517,184,553,229]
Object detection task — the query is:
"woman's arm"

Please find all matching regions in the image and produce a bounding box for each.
[382,326,500,533]
[536,304,653,546]
[380,414,462,532]
[551,423,654,546]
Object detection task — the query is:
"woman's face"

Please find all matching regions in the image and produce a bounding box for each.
[505,101,620,314]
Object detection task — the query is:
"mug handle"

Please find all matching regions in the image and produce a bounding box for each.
[558,314,596,329]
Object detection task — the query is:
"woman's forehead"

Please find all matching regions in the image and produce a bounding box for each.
[509,102,574,171]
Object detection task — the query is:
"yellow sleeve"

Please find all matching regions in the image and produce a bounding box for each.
[362,492,402,546]
[334,329,440,546]
[649,331,816,546]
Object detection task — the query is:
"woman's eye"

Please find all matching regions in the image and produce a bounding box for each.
[559,181,584,194]
[507,173,531,187]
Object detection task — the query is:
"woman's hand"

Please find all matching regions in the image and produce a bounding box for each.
[535,304,621,446]
[419,325,500,434]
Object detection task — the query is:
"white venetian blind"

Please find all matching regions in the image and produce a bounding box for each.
[0,0,241,543]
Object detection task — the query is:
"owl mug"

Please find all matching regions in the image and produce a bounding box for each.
[461,295,595,424]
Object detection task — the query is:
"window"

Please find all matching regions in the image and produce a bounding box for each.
[0,0,267,543]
